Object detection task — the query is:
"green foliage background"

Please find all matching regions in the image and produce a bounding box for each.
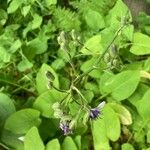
[0,0,150,150]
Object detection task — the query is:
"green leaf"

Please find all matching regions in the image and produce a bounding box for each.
[62,136,77,150]
[99,71,114,95]
[9,39,22,53]
[109,103,132,125]
[130,32,150,55]
[103,70,140,101]
[1,129,24,150]
[121,143,134,150]
[31,14,42,30]
[26,35,48,55]
[85,9,105,31]
[24,127,45,150]
[36,63,59,94]
[0,9,8,25]
[137,89,150,120]
[51,58,65,70]
[7,0,23,14]
[92,116,110,150]
[17,58,33,72]
[0,93,15,128]
[80,56,102,78]
[147,130,150,143]
[74,136,81,150]
[45,0,57,5]
[45,139,60,150]
[106,0,131,27]
[0,46,11,63]
[21,5,31,17]
[4,109,41,134]
[81,35,103,55]
[33,90,67,118]
[103,105,120,141]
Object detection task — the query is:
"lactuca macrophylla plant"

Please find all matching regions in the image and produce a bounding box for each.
[48,12,131,135]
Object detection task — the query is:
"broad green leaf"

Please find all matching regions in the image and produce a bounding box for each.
[45,139,60,150]
[99,71,114,95]
[109,103,132,125]
[130,32,150,55]
[24,127,45,150]
[21,5,31,17]
[106,0,131,27]
[121,143,134,150]
[81,35,103,55]
[137,89,150,120]
[26,35,48,55]
[92,117,110,150]
[51,58,65,70]
[0,9,8,25]
[103,70,140,101]
[147,130,150,143]
[121,25,134,41]
[7,0,23,14]
[36,63,59,94]
[45,0,57,5]
[1,129,24,150]
[103,105,120,141]
[33,90,67,118]
[9,39,21,53]
[128,83,149,108]
[17,58,33,72]
[74,136,81,150]
[4,109,41,134]
[85,9,105,31]
[62,136,77,150]
[80,56,102,78]
[31,14,42,30]
[0,93,15,128]
[0,47,11,63]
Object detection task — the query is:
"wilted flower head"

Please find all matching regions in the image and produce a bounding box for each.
[89,101,106,120]
[59,120,72,135]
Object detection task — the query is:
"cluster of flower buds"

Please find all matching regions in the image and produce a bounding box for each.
[52,101,106,135]
[70,29,81,44]
[57,31,68,51]
[52,102,75,135]
[104,44,120,69]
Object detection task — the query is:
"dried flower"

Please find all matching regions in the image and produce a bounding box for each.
[89,101,106,120]
[59,120,72,135]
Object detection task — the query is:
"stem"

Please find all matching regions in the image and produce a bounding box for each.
[73,24,126,84]
[0,78,37,96]
[71,86,87,103]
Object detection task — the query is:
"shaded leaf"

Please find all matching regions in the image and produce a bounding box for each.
[4,109,41,134]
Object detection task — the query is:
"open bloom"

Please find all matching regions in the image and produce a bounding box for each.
[59,120,72,135]
[89,101,106,120]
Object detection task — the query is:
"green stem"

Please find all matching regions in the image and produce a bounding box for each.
[73,24,126,84]
[0,78,37,96]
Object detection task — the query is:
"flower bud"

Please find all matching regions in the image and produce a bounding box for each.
[54,109,63,118]
[112,59,118,66]
[109,44,117,58]
[60,31,66,42]
[52,102,60,110]
[104,53,110,63]
[71,29,77,40]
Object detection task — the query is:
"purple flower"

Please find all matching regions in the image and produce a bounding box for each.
[59,121,72,135]
[89,108,100,119]
[89,101,106,120]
